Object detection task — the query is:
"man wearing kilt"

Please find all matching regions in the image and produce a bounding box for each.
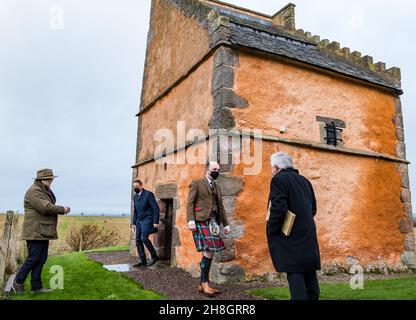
[187,161,231,297]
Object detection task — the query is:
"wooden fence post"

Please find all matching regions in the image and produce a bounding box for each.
[0,211,14,291]
[19,239,27,262]
[6,214,19,274]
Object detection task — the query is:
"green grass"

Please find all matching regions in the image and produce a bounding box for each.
[83,245,130,253]
[250,276,416,300]
[0,214,132,256]
[7,249,166,300]
[58,220,69,234]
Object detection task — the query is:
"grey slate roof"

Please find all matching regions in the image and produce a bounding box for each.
[222,17,401,92]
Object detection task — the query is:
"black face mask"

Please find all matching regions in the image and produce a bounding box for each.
[210,171,220,180]
[134,188,141,193]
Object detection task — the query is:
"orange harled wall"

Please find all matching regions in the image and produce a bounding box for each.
[139,56,214,162]
[232,52,398,156]
[135,48,406,277]
[231,143,405,275]
[140,0,210,109]
[134,0,411,280]
[229,51,405,275]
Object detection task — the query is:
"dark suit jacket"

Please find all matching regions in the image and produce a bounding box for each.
[132,189,160,231]
[187,177,229,227]
[267,168,321,273]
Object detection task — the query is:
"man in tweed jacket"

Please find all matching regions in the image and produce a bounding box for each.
[187,161,231,296]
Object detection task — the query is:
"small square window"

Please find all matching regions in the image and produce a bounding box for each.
[324,122,343,146]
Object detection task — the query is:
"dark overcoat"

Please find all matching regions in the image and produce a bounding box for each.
[267,168,321,273]
[132,189,160,235]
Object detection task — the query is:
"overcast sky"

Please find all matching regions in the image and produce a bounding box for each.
[0,0,414,215]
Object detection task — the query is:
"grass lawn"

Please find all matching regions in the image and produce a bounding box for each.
[7,246,166,300]
[250,276,416,300]
[0,214,132,256]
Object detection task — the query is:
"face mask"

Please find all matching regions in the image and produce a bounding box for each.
[210,171,220,180]
[134,188,141,193]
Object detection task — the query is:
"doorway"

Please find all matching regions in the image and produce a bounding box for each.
[155,198,174,262]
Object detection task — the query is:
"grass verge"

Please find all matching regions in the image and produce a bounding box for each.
[250,276,416,300]
[7,248,166,300]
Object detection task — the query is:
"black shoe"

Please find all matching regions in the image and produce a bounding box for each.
[133,259,147,268]
[11,279,25,294]
[147,256,159,267]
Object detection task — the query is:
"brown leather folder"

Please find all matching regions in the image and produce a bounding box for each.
[266,201,296,236]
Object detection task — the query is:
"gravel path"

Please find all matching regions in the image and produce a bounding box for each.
[87,250,415,300]
[87,251,281,300]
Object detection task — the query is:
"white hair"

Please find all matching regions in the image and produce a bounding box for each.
[270,152,294,170]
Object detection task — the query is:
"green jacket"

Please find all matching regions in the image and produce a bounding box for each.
[21,181,65,240]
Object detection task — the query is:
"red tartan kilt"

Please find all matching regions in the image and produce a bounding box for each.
[193,220,225,252]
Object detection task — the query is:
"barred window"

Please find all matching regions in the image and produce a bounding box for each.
[316,116,346,146]
[324,122,343,146]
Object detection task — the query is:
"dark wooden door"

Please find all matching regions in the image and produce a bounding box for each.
[155,199,173,261]
[163,199,173,261]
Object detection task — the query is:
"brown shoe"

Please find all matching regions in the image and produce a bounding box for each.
[199,282,215,297]
[198,283,220,294]
[209,286,220,294]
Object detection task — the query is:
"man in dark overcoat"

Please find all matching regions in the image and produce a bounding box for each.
[131,179,160,268]
[267,152,321,300]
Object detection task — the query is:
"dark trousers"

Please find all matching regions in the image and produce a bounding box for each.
[286,271,320,300]
[16,240,49,291]
[135,220,157,261]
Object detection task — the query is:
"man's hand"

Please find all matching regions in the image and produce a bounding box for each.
[224,225,231,235]
[131,225,136,233]
[188,221,196,231]
[64,207,71,215]
[153,224,159,228]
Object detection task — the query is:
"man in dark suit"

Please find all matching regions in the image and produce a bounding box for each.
[131,179,160,267]
[267,152,321,300]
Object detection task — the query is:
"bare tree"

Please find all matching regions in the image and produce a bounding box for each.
[66,224,121,252]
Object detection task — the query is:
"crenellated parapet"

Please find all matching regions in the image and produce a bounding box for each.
[291,28,401,85]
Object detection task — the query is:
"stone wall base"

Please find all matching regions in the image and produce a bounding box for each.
[320,260,415,275]
[185,258,415,285]
[210,261,246,284]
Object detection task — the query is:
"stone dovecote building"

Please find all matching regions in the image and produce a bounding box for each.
[132,0,415,282]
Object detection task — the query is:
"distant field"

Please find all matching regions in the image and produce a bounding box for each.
[0,214,131,255]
